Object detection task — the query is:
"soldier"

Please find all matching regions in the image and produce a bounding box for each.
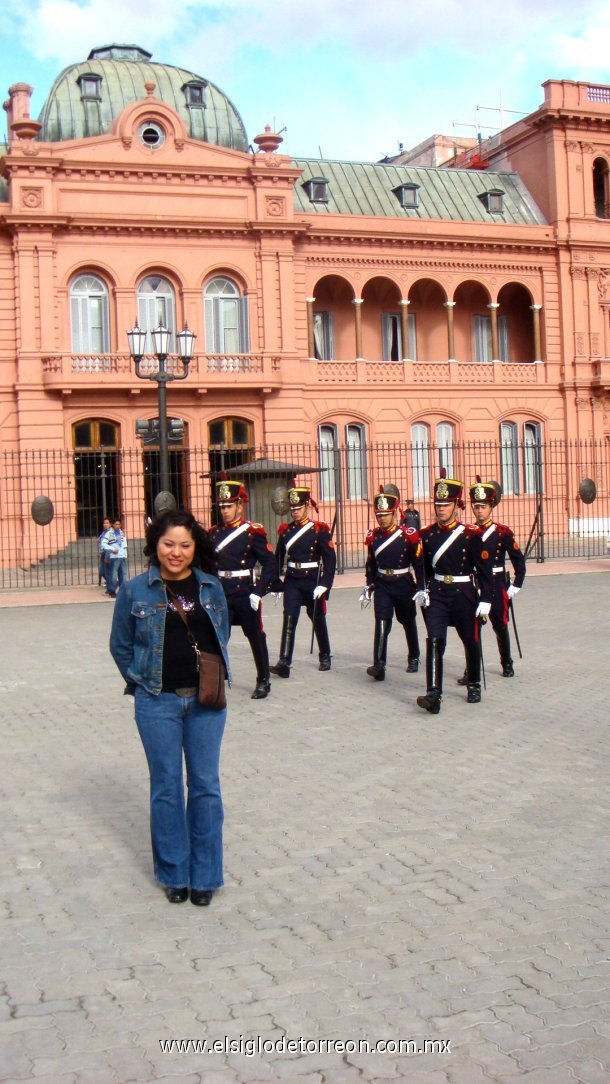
[401,498,422,533]
[362,486,424,681]
[270,483,336,677]
[208,478,276,699]
[415,472,493,714]
[461,477,526,679]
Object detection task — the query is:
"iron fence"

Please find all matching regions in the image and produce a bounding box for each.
[1,439,608,588]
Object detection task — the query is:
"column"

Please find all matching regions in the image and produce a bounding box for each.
[306,297,316,359]
[444,300,456,361]
[353,298,364,360]
[488,302,500,362]
[530,304,542,363]
[399,299,410,360]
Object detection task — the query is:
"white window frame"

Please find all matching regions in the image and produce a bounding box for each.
[500,421,520,495]
[346,424,368,500]
[70,274,109,354]
[318,424,337,502]
[204,277,249,355]
[474,313,509,362]
[138,276,176,352]
[313,311,334,360]
[411,423,430,499]
[524,421,543,495]
[436,422,455,478]
[381,313,417,361]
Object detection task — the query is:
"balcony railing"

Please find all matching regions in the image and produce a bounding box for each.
[316,359,546,384]
[41,352,274,389]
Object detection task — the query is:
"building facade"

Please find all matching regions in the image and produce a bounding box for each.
[1,47,609,571]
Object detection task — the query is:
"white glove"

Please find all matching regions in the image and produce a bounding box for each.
[313,585,327,600]
[359,585,373,608]
[249,593,261,611]
[476,601,492,618]
[413,589,430,608]
[507,584,520,600]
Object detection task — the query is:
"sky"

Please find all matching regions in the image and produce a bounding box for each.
[1,0,610,162]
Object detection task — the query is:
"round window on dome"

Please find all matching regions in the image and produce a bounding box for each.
[138,121,165,149]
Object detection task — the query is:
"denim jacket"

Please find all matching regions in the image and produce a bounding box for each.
[109,564,231,695]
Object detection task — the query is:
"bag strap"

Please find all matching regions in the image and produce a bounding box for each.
[165,584,200,659]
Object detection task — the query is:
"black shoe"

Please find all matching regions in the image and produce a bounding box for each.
[406,658,419,673]
[502,663,515,677]
[251,679,271,699]
[165,886,188,904]
[318,654,332,671]
[456,670,468,686]
[366,663,385,681]
[190,889,214,907]
[467,684,482,703]
[270,661,291,678]
[417,692,442,714]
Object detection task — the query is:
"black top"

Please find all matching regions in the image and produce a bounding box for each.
[162,572,220,691]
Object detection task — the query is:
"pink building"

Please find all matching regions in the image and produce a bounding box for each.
[0,47,608,576]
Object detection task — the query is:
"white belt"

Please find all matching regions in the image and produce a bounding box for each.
[378,567,411,577]
[288,561,318,570]
[434,574,471,583]
[492,566,504,574]
[219,569,251,579]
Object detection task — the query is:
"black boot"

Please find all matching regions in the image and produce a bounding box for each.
[249,633,271,699]
[270,615,296,678]
[417,637,444,714]
[496,627,514,676]
[314,613,332,671]
[464,642,482,704]
[456,667,468,686]
[404,618,420,673]
[367,618,392,681]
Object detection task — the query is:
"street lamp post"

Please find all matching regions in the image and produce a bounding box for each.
[127,322,196,493]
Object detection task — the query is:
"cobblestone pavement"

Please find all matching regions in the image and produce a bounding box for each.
[1,572,609,1084]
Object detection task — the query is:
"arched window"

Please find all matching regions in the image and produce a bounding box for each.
[137,276,176,352]
[593,158,610,219]
[500,421,519,495]
[204,277,250,354]
[346,423,368,500]
[411,423,430,498]
[318,424,337,502]
[500,420,543,495]
[436,422,455,477]
[524,421,543,495]
[70,274,109,354]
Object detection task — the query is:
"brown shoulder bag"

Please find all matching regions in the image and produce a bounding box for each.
[165,586,227,710]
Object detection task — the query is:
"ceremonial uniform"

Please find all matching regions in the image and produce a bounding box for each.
[270,485,336,677]
[364,488,424,680]
[416,475,493,713]
[208,479,276,698]
[467,479,526,677]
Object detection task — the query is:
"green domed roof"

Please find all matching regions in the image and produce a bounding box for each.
[37,44,248,151]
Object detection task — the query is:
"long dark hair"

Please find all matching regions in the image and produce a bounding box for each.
[144,511,218,574]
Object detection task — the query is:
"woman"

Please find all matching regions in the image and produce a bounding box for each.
[110,511,231,906]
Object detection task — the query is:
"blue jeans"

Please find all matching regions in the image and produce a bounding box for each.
[108,558,128,593]
[134,688,226,890]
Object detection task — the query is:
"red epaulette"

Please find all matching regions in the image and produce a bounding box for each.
[278,521,290,537]
[314,520,330,534]
[465,523,480,535]
[401,524,419,540]
[248,521,267,536]
[365,528,374,546]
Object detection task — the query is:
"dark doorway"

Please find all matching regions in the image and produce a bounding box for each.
[72,419,120,537]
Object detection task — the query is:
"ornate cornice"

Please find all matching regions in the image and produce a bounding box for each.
[301,254,545,274]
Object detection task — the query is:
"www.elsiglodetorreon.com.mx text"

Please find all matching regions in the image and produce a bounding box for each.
[159,1036,452,1056]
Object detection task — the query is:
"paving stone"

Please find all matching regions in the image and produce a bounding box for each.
[1,576,609,1083]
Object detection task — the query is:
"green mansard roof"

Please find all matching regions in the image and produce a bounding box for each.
[37,44,248,151]
[292,157,547,225]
